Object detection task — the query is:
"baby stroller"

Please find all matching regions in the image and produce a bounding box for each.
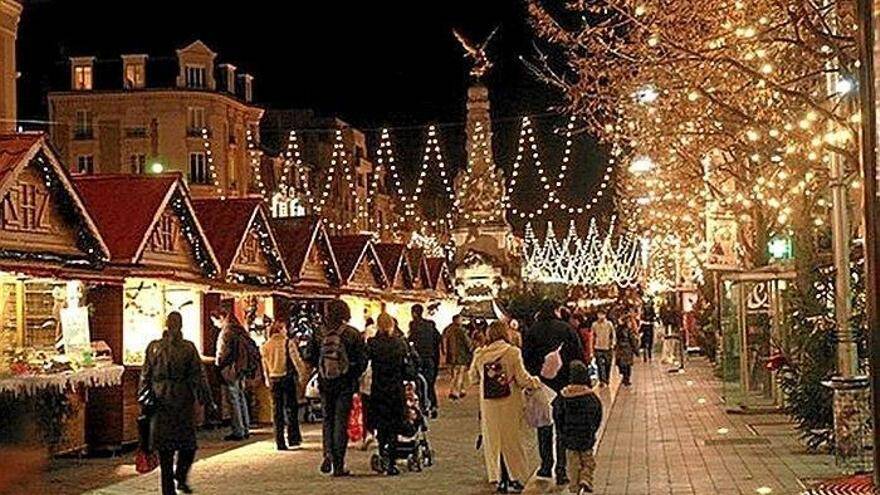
[370,373,435,473]
[303,370,323,423]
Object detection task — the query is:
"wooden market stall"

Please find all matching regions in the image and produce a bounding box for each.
[192,197,292,425]
[0,133,124,455]
[72,174,221,449]
[330,234,389,331]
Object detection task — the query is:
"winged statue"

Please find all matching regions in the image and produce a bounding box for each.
[453,27,499,80]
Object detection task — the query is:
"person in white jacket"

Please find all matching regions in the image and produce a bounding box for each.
[260,320,305,450]
[591,310,615,387]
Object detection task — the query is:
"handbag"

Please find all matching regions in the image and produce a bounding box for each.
[305,372,321,399]
[524,383,556,428]
[540,344,563,380]
[483,358,511,399]
[134,447,159,474]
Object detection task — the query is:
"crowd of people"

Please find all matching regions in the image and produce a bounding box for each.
[136,296,665,495]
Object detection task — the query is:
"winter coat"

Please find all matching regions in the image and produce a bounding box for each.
[469,340,541,484]
[442,323,471,366]
[140,330,212,451]
[215,323,249,384]
[367,332,409,435]
[408,317,441,365]
[260,334,304,383]
[304,323,367,393]
[615,326,637,366]
[522,316,584,392]
[558,384,603,451]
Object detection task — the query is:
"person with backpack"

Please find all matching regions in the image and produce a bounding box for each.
[557,360,603,495]
[521,299,584,487]
[469,321,541,493]
[408,304,441,418]
[304,299,366,477]
[213,308,259,441]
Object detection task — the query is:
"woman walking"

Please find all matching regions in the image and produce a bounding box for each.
[469,321,541,493]
[366,312,409,475]
[139,312,214,495]
[615,311,639,387]
[260,320,304,450]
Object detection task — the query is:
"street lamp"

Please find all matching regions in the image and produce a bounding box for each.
[150,162,164,174]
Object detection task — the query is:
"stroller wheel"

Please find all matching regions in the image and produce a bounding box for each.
[406,456,416,472]
[424,448,435,467]
[370,453,384,474]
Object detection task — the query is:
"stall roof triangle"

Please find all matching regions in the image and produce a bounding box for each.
[191,198,290,283]
[329,234,387,288]
[374,243,413,290]
[425,257,451,291]
[406,247,431,289]
[0,132,109,264]
[270,215,339,284]
[73,174,220,276]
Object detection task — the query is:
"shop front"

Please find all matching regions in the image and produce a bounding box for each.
[193,197,292,425]
[0,133,123,455]
[73,174,220,448]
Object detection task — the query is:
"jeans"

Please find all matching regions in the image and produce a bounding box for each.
[450,364,467,397]
[271,374,301,448]
[320,385,354,472]
[158,448,195,495]
[595,349,613,385]
[537,398,567,479]
[619,362,632,386]
[567,449,596,492]
[225,378,250,437]
[422,359,438,411]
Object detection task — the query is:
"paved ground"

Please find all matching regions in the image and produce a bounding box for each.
[16,359,844,495]
[594,358,842,495]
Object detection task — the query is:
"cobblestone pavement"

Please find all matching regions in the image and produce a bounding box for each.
[22,359,843,495]
[594,358,843,495]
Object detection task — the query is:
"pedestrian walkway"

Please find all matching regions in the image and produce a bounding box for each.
[593,358,843,495]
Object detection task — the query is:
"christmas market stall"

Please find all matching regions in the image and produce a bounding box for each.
[72,174,220,449]
[192,197,291,425]
[374,243,424,331]
[329,234,388,331]
[0,133,124,455]
[423,256,460,331]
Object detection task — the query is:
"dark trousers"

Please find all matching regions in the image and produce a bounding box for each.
[422,359,438,411]
[619,362,633,386]
[158,448,195,495]
[595,349,613,384]
[537,398,567,479]
[320,385,354,471]
[271,374,302,448]
[499,454,510,485]
[641,330,654,362]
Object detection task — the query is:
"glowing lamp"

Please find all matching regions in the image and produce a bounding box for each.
[629,155,655,173]
[635,84,659,104]
[767,235,793,261]
[835,77,855,95]
[150,162,164,174]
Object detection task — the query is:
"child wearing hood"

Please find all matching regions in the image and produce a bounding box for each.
[558,360,603,494]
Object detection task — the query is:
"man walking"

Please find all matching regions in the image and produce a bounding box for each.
[213,308,253,441]
[305,300,366,476]
[592,310,615,387]
[441,314,470,400]
[522,300,584,486]
[408,304,442,418]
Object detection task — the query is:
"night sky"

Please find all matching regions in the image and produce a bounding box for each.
[16,0,610,233]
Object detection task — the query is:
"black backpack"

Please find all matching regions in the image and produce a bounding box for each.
[237,332,262,380]
[319,325,350,380]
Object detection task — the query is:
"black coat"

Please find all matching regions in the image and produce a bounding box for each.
[408,318,441,365]
[558,387,603,451]
[522,316,584,392]
[367,333,409,434]
[305,323,367,393]
[139,331,211,451]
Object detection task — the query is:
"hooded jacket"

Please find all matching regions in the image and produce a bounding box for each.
[558,384,603,451]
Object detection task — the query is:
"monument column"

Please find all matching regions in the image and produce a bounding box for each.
[0,0,21,132]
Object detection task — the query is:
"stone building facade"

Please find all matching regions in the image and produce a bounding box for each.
[47,40,263,199]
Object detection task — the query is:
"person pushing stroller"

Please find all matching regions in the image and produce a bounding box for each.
[366,312,409,475]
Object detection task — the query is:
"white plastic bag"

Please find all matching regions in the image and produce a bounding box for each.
[524,383,556,428]
[305,372,321,399]
[540,344,563,380]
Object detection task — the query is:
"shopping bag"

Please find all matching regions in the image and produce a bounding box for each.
[347,393,364,443]
[524,383,556,428]
[540,345,563,380]
[134,448,159,474]
[304,372,320,399]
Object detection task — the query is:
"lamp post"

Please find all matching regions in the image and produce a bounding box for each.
[855,0,880,484]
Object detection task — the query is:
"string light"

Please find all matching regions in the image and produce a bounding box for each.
[202,127,224,199]
[246,128,266,200]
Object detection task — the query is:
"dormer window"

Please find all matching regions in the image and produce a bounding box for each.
[185,65,207,89]
[70,57,94,91]
[122,54,147,89]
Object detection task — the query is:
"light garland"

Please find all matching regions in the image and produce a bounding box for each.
[314,129,341,218]
[202,127,224,199]
[246,127,267,200]
[377,128,405,234]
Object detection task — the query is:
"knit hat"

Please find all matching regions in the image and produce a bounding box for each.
[569,360,591,386]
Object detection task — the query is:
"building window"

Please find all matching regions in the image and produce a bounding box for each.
[187,107,206,136]
[74,110,93,140]
[76,155,94,174]
[188,152,209,184]
[185,65,207,89]
[130,153,146,174]
[124,62,145,89]
[125,126,147,138]
[73,65,92,91]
